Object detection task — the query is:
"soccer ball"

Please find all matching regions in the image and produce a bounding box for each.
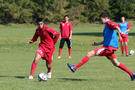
[38,72,48,81]
[129,50,134,55]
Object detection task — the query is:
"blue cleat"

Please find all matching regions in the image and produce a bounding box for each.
[67,63,76,72]
[130,73,135,81]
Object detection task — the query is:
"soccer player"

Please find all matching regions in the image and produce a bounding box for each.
[118,16,130,56]
[58,15,73,59]
[67,12,135,81]
[28,18,59,79]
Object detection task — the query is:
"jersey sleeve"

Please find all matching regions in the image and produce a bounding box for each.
[117,24,120,28]
[59,23,62,30]
[31,29,39,42]
[107,21,117,30]
[69,23,73,31]
[127,22,130,29]
[45,25,59,44]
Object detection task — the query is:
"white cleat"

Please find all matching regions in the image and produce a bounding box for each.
[47,72,52,79]
[28,75,33,80]
[69,56,71,59]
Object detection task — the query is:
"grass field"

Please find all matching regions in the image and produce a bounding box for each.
[0,23,135,90]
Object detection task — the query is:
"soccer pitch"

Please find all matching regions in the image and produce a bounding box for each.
[0,24,135,90]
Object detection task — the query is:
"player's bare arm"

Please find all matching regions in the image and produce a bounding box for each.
[92,41,103,46]
[59,30,62,40]
[69,30,72,40]
[116,26,122,40]
[123,28,130,34]
[27,40,33,44]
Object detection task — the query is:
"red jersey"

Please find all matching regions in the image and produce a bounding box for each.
[59,21,73,38]
[31,25,59,50]
[107,21,117,30]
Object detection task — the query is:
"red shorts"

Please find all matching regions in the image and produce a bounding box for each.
[119,34,128,42]
[36,47,55,63]
[94,46,117,59]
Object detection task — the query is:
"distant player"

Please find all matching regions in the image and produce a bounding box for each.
[58,15,73,59]
[67,12,135,81]
[28,18,59,79]
[118,16,130,56]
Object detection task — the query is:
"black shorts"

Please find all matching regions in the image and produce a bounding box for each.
[59,38,72,48]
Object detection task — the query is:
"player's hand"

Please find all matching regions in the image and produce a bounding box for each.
[92,42,98,46]
[27,40,33,44]
[69,36,72,40]
[120,32,124,35]
[59,36,61,40]
[123,31,127,34]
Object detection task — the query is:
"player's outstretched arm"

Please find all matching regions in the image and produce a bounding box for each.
[116,26,122,40]
[116,26,125,40]
[116,26,122,34]
[27,30,39,44]
[92,41,103,46]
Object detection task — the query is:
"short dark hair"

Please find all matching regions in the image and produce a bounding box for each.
[36,18,43,23]
[64,15,69,18]
[120,15,125,18]
[100,12,110,18]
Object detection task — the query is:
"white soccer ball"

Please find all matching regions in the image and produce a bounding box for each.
[129,50,134,55]
[38,72,48,81]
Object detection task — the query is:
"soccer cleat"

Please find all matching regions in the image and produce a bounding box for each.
[126,55,128,57]
[28,75,33,80]
[67,63,76,72]
[69,56,71,59]
[58,56,61,59]
[130,73,135,81]
[47,72,52,79]
[121,54,124,56]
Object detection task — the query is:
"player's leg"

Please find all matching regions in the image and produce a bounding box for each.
[66,39,72,58]
[108,57,135,80]
[46,48,54,78]
[58,38,65,58]
[120,42,124,56]
[123,35,128,56]
[125,42,128,56]
[29,54,41,79]
[46,62,52,78]
[67,50,95,72]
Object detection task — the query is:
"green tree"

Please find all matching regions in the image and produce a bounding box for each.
[85,0,109,22]
[0,0,135,24]
[110,0,135,20]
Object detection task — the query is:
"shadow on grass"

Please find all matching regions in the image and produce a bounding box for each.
[73,32,135,36]
[0,75,26,79]
[129,33,135,36]
[58,77,89,82]
[73,32,103,37]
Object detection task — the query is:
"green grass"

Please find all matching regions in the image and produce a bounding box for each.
[0,23,135,90]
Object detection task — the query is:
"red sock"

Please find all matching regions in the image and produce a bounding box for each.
[47,65,52,73]
[69,48,71,56]
[121,45,124,55]
[125,45,128,55]
[58,48,62,56]
[75,56,90,70]
[118,63,133,76]
[30,62,37,76]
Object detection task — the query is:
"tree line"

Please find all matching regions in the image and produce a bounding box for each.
[0,0,135,24]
